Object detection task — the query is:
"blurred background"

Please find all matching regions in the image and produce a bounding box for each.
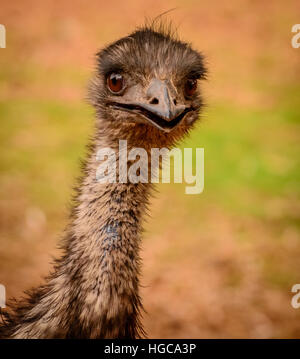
[0,0,300,338]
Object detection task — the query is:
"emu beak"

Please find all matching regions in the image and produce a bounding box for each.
[133,79,188,132]
[140,79,185,121]
[110,79,193,132]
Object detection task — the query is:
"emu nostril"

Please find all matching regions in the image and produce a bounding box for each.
[173,99,177,105]
[150,98,159,105]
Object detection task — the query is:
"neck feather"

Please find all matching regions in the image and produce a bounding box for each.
[9,125,153,339]
[66,144,151,338]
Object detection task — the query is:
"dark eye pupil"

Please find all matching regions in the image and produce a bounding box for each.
[187,81,195,89]
[111,76,118,85]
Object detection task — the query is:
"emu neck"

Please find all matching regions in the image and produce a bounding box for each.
[8,127,152,339]
[65,132,152,338]
[8,118,185,339]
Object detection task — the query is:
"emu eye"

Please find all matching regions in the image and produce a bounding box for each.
[185,79,197,97]
[107,73,124,93]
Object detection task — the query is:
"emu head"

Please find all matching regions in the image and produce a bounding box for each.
[90,25,206,144]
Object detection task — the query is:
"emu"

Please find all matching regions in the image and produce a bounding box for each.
[0,24,206,338]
